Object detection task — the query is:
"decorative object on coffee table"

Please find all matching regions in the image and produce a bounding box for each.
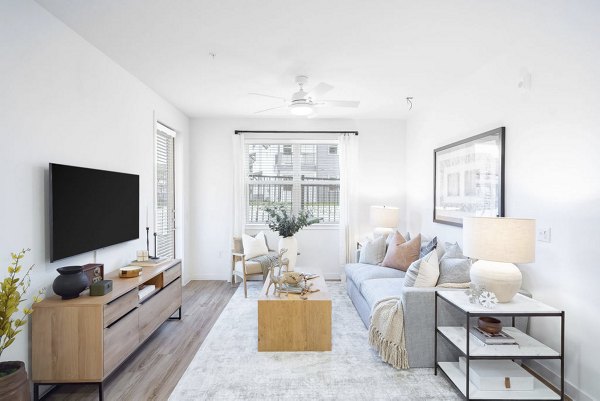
[52,265,89,299]
[463,217,536,302]
[433,127,505,227]
[263,203,321,271]
[0,249,44,401]
[370,205,399,236]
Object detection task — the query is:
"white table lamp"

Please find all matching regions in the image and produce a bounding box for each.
[463,217,535,302]
[370,205,399,236]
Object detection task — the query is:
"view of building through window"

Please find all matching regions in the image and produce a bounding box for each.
[246,143,340,223]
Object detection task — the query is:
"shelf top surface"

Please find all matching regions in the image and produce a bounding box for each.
[35,259,181,307]
[437,290,561,314]
[438,326,560,357]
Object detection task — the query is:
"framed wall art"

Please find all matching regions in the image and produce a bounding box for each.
[433,127,505,227]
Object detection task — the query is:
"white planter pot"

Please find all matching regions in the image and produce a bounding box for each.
[278,236,298,271]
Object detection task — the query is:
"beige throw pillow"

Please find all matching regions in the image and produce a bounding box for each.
[414,250,440,287]
[241,231,269,259]
[382,233,421,271]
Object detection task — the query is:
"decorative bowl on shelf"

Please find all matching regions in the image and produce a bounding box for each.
[478,316,502,334]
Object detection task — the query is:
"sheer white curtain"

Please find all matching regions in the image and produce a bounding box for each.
[232,133,246,237]
[338,133,359,266]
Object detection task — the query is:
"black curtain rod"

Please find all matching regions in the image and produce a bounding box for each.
[234,130,358,136]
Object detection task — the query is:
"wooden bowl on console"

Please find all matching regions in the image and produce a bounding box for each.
[478,316,502,334]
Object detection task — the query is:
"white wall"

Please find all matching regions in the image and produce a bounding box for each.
[405,3,600,399]
[0,0,190,368]
[188,118,406,280]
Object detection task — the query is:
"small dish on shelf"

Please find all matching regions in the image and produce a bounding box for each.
[478,316,502,334]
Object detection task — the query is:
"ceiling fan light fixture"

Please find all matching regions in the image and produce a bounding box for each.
[290,102,313,116]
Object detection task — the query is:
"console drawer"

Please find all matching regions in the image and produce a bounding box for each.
[104,288,139,328]
[139,278,182,342]
[163,263,181,286]
[103,307,139,376]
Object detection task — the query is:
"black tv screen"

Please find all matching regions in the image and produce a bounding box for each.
[50,163,139,262]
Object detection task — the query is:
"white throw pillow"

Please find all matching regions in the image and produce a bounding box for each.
[414,249,440,287]
[359,235,387,265]
[242,231,269,259]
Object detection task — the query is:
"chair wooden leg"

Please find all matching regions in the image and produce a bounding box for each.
[243,275,248,298]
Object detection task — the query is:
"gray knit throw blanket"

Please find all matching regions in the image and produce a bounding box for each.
[248,252,279,280]
[368,297,409,369]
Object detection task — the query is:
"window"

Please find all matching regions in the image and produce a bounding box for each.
[155,122,176,259]
[245,142,340,224]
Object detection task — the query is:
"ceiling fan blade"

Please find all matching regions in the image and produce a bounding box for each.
[309,82,334,98]
[320,99,360,108]
[254,105,286,114]
[248,92,287,102]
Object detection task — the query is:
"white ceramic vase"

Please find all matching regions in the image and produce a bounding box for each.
[278,236,298,271]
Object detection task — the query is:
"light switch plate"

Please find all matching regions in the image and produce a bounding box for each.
[537,227,551,243]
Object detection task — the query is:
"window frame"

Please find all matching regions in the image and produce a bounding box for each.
[154,121,176,259]
[244,138,340,227]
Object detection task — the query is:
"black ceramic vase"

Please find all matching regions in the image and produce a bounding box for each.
[52,266,89,300]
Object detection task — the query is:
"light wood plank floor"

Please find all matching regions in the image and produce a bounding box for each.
[42,280,238,401]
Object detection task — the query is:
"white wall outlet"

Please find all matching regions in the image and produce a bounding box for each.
[537,227,551,243]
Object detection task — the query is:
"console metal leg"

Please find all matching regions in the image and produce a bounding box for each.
[33,383,39,401]
[169,306,182,320]
[99,381,104,401]
[434,291,438,375]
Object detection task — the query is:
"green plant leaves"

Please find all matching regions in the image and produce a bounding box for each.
[263,204,322,237]
[0,248,44,358]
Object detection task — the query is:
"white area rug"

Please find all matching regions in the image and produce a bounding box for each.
[169,281,460,400]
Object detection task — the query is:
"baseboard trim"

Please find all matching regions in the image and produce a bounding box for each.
[524,360,591,401]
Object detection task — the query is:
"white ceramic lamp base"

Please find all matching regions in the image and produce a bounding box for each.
[469,260,522,303]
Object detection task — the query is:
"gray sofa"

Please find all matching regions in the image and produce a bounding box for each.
[345,262,464,368]
[345,260,527,368]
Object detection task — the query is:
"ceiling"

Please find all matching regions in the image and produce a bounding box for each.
[35,0,532,119]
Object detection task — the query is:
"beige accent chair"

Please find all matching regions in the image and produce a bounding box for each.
[231,236,268,298]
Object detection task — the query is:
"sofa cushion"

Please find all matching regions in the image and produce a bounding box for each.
[414,250,440,287]
[359,278,405,311]
[344,263,405,289]
[382,234,421,271]
[403,258,422,287]
[358,235,387,265]
[441,242,467,260]
[437,257,472,286]
[242,231,269,259]
[420,236,437,258]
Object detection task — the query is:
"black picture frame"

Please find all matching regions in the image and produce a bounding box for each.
[433,127,505,227]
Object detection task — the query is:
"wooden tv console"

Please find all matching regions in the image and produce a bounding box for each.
[31,259,182,401]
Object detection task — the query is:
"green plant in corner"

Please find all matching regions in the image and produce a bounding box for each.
[0,249,44,370]
[263,203,322,237]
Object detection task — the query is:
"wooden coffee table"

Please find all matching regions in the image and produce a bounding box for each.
[258,270,332,352]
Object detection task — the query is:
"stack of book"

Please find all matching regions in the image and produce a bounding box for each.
[470,326,519,351]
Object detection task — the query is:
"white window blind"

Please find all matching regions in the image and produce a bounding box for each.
[155,123,176,259]
[245,141,340,224]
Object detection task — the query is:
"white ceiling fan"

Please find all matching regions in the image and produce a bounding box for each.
[249,75,360,116]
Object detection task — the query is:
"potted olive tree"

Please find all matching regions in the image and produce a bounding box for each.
[264,204,321,271]
[0,249,44,400]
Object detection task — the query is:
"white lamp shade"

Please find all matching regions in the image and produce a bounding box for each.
[370,206,399,229]
[463,217,536,263]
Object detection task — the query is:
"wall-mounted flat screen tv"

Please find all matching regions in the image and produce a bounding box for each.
[50,163,139,262]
